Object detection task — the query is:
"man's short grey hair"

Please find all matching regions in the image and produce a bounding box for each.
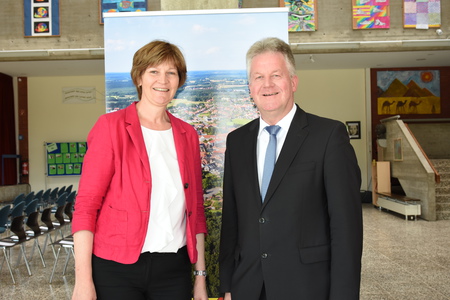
[246,37,296,80]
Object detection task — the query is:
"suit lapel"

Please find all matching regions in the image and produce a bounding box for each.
[242,120,262,207]
[263,107,309,206]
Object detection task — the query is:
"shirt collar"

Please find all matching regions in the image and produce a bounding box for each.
[258,104,297,136]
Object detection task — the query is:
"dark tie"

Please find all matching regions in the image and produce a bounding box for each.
[261,125,281,201]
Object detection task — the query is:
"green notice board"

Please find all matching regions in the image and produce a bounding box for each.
[46,142,87,176]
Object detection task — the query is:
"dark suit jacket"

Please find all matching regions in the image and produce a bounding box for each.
[219,105,363,300]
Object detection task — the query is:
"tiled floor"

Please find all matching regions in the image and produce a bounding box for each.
[1,203,450,299]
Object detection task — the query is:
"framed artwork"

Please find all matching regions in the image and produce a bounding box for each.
[352,0,390,29]
[279,0,318,32]
[403,0,441,29]
[99,0,147,24]
[393,138,403,161]
[24,0,60,37]
[346,121,361,139]
[376,70,441,116]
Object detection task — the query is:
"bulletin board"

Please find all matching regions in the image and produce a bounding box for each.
[45,142,87,176]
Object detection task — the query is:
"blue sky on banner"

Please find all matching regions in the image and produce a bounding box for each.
[103,8,288,73]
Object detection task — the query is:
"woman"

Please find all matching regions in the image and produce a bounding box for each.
[71,40,208,300]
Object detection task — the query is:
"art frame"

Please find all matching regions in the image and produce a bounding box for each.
[346,121,361,139]
[393,138,403,161]
[279,0,318,32]
[352,0,390,30]
[403,0,441,29]
[24,0,60,37]
[99,0,148,24]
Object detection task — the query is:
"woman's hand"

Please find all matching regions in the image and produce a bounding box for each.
[71,280,97,300]
[193,275,208,300]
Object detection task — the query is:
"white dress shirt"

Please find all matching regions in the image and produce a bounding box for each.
[257,104,297,190]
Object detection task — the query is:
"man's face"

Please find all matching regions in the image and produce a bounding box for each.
[248,52,298,121]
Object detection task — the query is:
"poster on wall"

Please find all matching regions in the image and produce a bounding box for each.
[46,142,87,176]
[99,0,147,24]
[103,8,287,296]
[403,0,441,29]
[24,0,60,37]
[280,0,318,31]
[352,0,390,29]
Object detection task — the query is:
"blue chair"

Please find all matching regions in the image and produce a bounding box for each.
[49,187,59,203]
[12,193,25,206]
[10,201,25,218]
[23,191,35,206]
[24,199,39,217]
[65,185,73,195]
[0,205,11,235]
[57,186,67,197]
[34,190,44,202]
[53,193,68,238]
[64,191,76,222]
[40,188,51,208]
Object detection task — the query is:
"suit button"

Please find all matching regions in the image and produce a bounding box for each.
[259,218,266,224]
[261,253,268,259]
[184,183,189,189]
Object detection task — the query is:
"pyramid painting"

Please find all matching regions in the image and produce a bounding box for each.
[377,70,440,115]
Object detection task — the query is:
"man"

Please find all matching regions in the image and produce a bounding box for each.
[219,37,363,300]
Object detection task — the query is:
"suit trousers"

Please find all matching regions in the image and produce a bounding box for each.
[92,246,192,300]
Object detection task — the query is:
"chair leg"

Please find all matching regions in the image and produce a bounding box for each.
[34,239,46,268]
[62,247,73,275]
[20,244,32,276]
[49,246,61,283]
[2,248,16,284]
[43,232,57,258]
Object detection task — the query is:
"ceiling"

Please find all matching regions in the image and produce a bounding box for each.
[0,50,449,77]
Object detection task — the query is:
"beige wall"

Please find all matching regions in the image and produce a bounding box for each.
[25,68,370,193]
[27,76,106,192]
[296,68,369,190]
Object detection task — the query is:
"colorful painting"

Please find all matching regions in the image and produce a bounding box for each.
[404,0,441,29]
[280,0,318,31]
[24,0,60,37]
[377,70,441,115]
[352,0,390,29]
[99,0,147,24]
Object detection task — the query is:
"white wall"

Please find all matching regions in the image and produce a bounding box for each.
[27,75,106,192]
[26,69,370,193]
[295,68,369,190]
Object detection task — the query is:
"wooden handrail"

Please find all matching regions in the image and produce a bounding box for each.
[404,123,440,184]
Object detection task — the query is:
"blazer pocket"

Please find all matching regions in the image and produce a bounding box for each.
[96,205,128,244]
[299,244,330,264]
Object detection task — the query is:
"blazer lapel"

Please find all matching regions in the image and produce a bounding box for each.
[168,113,187,187]
[125,102,151,177]
[263,106,309,206]
[242,120,262,207]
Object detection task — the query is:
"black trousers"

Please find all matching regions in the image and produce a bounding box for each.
[92,246,192,300]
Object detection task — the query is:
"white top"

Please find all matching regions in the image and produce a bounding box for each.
[140,126,186,253]
[257,104,297,188]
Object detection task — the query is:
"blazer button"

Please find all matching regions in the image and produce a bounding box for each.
[259,218,266,224]
[261,253,268,259]
[184,183,189,189]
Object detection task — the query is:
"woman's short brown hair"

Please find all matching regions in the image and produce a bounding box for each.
[130,40,187,100]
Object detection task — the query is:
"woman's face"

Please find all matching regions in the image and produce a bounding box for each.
[138,60,179,108]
